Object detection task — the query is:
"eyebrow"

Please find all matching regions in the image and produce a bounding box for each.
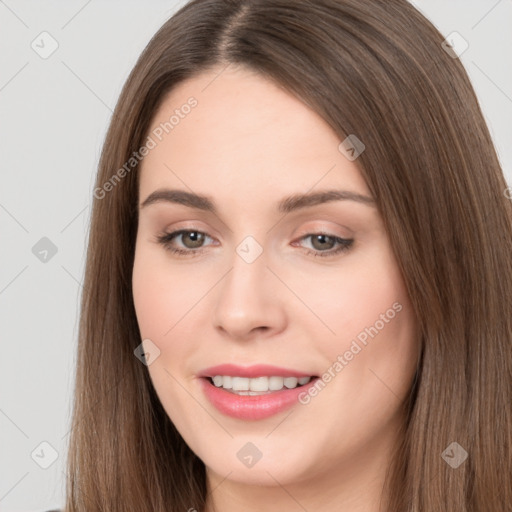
[140,188,375,214]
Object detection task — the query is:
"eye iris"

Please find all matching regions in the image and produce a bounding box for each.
[311,234,335,251]
[182,231,204,248]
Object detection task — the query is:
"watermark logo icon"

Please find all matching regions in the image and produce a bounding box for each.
[134,338,161,366]
[441,441,468,468]
[32,237,58,263]
[236,236,263,264]
[338,134,365,161]
[31,441,59,469]
[237,442,263,468]
[31,31,59,59]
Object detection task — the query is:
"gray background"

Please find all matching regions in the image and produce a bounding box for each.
[1,1,510,510]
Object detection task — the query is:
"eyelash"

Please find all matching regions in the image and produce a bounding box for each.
[155,229,354,258]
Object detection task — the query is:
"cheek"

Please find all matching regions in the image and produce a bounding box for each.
[132,243,206,341]
[132,258,171,340]
[132,246,205,423]
[132,243,219,386]
[306,241,417,389]
[292,242,411,349]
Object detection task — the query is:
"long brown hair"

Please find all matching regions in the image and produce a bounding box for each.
[64,0,512,510]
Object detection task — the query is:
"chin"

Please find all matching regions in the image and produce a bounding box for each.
[198,435,318,486]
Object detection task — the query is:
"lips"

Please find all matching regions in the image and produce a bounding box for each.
[198,364,319,420]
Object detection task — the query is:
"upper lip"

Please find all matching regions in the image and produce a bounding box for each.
[199,364,317,379]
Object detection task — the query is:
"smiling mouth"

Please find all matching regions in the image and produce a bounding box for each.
[205,375,317,395]
[200,371,320,420]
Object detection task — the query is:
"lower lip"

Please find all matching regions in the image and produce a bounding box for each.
[199,377,318,420]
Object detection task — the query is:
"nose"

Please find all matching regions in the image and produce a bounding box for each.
[212,245,287,341]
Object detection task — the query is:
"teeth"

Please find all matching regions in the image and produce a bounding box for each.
[212,375,223,387]
[249,376,268,391]
[232,377,249,391]
[222,376,232,389]
[210,375,312,392]
[269,376,284,390]
[284,377,298,388]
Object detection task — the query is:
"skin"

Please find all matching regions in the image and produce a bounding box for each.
[132,64,419,512]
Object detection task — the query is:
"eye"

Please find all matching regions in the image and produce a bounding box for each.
[155,229,214,256]
[294,233,354,258]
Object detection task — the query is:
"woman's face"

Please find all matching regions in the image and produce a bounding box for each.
[132,64,418,492]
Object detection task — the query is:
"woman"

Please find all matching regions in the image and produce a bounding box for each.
[63,0,512,510]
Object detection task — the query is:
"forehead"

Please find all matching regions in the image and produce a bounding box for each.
[139,65,370,204]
